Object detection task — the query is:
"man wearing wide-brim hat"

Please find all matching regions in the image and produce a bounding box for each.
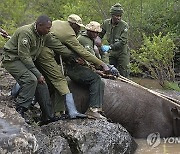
[99,3,130,78]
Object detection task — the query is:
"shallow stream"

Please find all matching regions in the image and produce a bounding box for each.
[135,139,180,154]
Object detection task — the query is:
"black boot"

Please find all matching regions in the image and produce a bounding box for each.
[16,106,28,118]
[35,83,65,126]
[16,106,30,124]
[65,93,87,119]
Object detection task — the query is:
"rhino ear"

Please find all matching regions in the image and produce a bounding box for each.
[171,107,180,136]
[171,107,180,117]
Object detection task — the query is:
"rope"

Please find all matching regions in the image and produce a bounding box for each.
[117,75,180,108]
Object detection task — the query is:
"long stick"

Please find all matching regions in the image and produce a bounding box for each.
[117,75,180,108]
[59,55,64,75]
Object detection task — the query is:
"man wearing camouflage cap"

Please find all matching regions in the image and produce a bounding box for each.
[76,21,107,119]
[78,21,102,58]
[99,3,130,78]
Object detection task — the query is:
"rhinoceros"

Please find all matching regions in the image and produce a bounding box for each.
[68,78,180,138]
[11,77,180,138]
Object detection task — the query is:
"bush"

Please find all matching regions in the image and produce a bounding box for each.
[130,32,175,86]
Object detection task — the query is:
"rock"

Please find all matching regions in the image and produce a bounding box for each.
[0,68,137,153]
[32,128,71,154]
[0,105,38,153]
[0,104,137,153]
[41,119,137,154]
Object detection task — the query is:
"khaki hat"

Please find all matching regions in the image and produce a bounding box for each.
[85,21,102,33]
[110,3,124,15]
[67,14,85,27]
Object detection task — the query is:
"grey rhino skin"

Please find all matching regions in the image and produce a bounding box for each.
[68,78,180,138]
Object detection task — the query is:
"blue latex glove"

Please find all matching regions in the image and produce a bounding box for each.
[108,65,119,77]
[101,45,111,52]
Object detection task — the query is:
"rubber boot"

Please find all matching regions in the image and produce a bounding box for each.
[11,82,20,98]
[65,93,87,119]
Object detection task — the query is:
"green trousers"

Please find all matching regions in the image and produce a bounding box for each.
[2,59,54,121]
[109,46,130,78]
[66,64,105,108]
[2,60,37,109]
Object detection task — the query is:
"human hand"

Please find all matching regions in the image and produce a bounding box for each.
[101,45,111,52]
[38,75,46,84]
[95,70,104,76]
[101,63,110,74]
[108,65,119,77]
[75,57,86,65]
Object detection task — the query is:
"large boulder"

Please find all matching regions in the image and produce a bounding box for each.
[41,119,137,154]
[0,104,137,154]
[0,105,38,153]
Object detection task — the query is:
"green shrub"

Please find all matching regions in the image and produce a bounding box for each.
[130,32,175,86]
[163,81,180,91]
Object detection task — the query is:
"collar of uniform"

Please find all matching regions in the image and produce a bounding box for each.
[81,31,94,41]
[80,30,88,37]
[110,19,120,27]
[32,22,42,37]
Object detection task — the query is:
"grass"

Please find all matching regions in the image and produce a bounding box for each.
[163,81,180,92]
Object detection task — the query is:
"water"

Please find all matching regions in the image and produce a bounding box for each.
[131,77,163,89]
[135,139,180,154]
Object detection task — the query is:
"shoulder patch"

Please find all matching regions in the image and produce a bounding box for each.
[124,28,128,32]
[22,38,28,45]
[85,45,91,49]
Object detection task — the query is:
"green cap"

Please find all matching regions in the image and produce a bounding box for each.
[110,3,124,15]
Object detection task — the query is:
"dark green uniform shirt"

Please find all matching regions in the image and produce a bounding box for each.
[99,19,128,51]
[3,23,71,78]
[77,32,95,56]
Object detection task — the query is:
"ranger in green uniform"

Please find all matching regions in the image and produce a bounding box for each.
[99,3,130,77]
[49,14,110,119]
[77,21,106,118]
[1,15,74,123]
[36,46,87,119]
